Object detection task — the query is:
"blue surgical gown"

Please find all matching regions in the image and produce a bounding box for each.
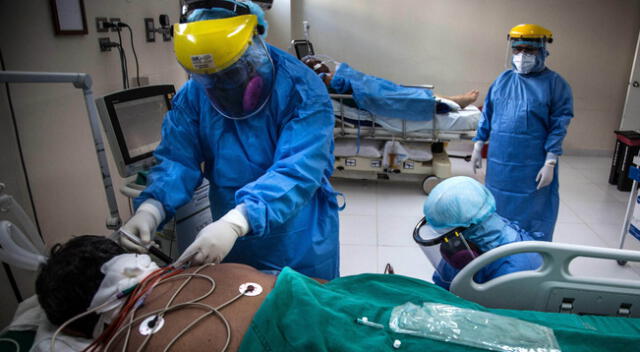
[136,45,340,280]
[330,63,437,120]
[432,216,543,290]
[475,68,573,241]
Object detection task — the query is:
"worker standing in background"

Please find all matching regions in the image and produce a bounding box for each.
[471,24,574,241]
[120,0,340,280]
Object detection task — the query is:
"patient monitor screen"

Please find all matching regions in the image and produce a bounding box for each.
[113,95,166,159]
[293,40,314,59]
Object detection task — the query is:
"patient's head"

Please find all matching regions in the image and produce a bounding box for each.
[36,235,125,337]
[302,55,331,75]
[301,55,334,87]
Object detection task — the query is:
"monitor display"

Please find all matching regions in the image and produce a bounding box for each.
[113,95,166,158]
[293,40,314,59]
[96,84,175,178]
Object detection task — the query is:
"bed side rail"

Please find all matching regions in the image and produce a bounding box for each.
[329,87,438,141]
[450,241,640,317]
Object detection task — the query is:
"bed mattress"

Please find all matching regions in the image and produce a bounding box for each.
[332,99,481,132]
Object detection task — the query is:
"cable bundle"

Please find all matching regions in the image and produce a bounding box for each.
[51,262,251,352]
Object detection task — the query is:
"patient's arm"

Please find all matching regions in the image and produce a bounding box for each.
[109,263,276,352]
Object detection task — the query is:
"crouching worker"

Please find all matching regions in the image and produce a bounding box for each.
[416,176,543,290]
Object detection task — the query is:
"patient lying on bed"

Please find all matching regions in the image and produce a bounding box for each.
[33,236,274,351]
[303,56,482,133]
[33,236,640,351]
[302,56,479,115]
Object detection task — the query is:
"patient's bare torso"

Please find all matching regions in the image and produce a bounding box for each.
[109,263,276,351]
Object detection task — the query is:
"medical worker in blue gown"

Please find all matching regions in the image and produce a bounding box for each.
[470,24,574,241]
[119,1,340,280]
[416,177,543,291]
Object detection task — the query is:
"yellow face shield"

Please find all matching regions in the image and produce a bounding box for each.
[508,24,553,43]
[173,14,275,119]
[174,15,258,74]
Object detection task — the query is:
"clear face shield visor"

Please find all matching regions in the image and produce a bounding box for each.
[190,34,275,119]
[504,38,545,70]
[413,217,480,284]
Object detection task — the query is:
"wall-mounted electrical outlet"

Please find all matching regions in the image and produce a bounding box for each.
[159,14,172,41]
[96,17,109,32]
[162,28,172,42]
[109,18,121,32]
[99,37,113,52]
[144,18,156,42]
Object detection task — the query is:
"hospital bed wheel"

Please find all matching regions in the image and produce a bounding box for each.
[617,260,627,266]
[422,176,441,195]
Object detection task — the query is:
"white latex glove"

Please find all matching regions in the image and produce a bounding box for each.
[178,206,250,265]
[536,156,557,190]
[120,200,164,253]
[471,141,484,174]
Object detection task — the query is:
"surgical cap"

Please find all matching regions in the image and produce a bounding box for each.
[186,0,268,38]
[423,176,496,230]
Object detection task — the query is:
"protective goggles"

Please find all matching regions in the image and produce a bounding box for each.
[511,46,540,55]
[413,217,480,273]
[174,15,274,119]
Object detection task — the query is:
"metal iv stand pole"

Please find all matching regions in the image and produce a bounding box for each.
[0,71,122,230]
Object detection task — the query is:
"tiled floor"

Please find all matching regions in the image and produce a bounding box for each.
[332,144,640,283]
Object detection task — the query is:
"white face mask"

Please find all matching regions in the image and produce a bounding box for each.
[512,53,536,74]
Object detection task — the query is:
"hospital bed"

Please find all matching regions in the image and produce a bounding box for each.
[451,241,640,317]
[288,39,479,194]
[2,220,640,350]
[413,215,640,317]
[331,92,480,194]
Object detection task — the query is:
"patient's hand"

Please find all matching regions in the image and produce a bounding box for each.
[322,73,333,86]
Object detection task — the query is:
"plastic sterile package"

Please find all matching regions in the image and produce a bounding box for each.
[389,302,561,352]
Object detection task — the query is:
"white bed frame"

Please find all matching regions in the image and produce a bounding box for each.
[330,93,474,194]
[450,241,640,317]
